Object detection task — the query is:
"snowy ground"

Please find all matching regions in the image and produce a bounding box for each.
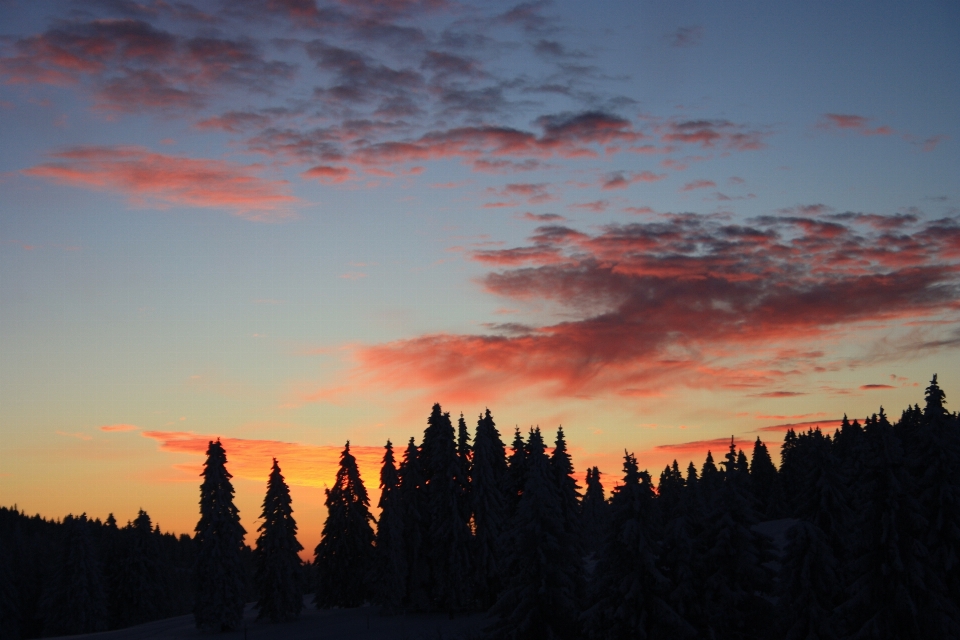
[753,518,799,556]
[48,599,491,640]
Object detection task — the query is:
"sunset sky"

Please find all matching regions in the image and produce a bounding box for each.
[2,0,958,549]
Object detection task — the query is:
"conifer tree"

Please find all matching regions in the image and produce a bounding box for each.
[314,442,376,608]
[456,413,473,528]
[699,450,721,502]
[490,428,580,639]
[374,441,406,609]
[42,515,108,636]
[194,440,247,632]
[398,436,430,610]
[749,437,782,518]
[550,427,584,560]
[657,460,685,519]
[912,376,960,622]
[700,438,773,638]
[505,427,527,517]
[581,466,608,554]
[420,403,474,610]
[584,452,692,639]
[254,459,303,622]
[838,409,943,639]
[471,408,508,608]
[113,510,167,627]
[660,468,706,634]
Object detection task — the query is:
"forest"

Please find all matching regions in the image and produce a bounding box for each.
[1,375,958,639]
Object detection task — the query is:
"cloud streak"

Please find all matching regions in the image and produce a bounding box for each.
[313,212,960,401]
[23,146,298,220]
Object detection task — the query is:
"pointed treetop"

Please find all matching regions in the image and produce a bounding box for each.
[925,374,947,418]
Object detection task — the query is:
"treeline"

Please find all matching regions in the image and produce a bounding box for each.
[0,508,203,638]
[1,376,958,639]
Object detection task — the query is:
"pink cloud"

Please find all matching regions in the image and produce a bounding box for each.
[680,179,716,192]
[302,164,355,184]
[23,146,298,221]
[100,424,139,432]
[820,113,894,136]
[601,171,666,190]
[313,213,960,400]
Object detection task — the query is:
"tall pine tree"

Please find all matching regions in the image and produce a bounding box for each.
[194,439,247,632]
[419,404,474,611]
[471,408,508,608]
[314,442,376,608]
[581,466,608,554]
[254,459,303,622]
[398,436,430,610]
[490,428,580,639]
[374,440,406,610]
[584,452,693,639]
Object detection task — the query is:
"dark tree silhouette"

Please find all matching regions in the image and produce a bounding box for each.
[194,439,247,632]
[490,428,580,639]
[585,452,693,639]
[111,510,167,627]
[314,442,375,609]
[471,408,508,608]
[749,437,783,518]
[254,459,303,622]
[42,515,108,636]
[581,466,608,554]
[398,436,430,610]
[374,440,406,609]
[504,427,527,517]
[839,410,937,639]
[420,403,474,611]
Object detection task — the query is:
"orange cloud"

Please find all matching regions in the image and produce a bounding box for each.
[100,424,139,432]
[756,418,844,433]
[140,430,385,490]
[23,146,298,221]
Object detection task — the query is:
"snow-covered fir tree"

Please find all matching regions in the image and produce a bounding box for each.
[373,440,406,609]
[398,436,430,610]
[504,427,527,518]
[581,466,608,554]
[110,510,167,628]
[749,436,783,519]
[489,428,580,639]
[254,458,303,622]
[471,408,508,608]
[42,514,108,636]
[550,427,584,577]
[194,439,247,632]
[838,409,940,639]
[419,403,474,611]
[584,452,693,640]
[699,438,773,638]
[314,442,376,608]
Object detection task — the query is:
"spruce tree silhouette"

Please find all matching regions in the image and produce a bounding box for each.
[505,427,527,518]
[254,459,303,622]
[420,403,473,611]
[314,442,375,609]
[374,440,406,609]
[584,452,693,639]
[112,510,167,627]
[398,436,430,610]
[490,428,579,640]
[194,439,247,632]
[42,514,108,636]
[700,437,773,638]
[749,437,782,518]
[471,408,508,608]
[456,413,473,527]
[839,409,935,639]
[912,376,960,627]
[581,466,608,554]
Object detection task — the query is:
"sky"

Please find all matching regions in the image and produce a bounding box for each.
[1,0,959,549]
